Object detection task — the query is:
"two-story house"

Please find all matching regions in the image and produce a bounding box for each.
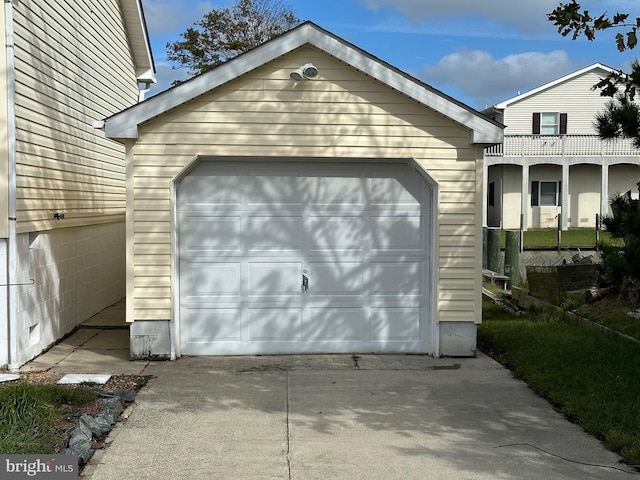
[482,63,640,231]
[0,0,155,369]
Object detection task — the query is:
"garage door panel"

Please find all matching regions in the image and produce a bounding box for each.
[181,262,241,300]
[249,262,302,296]
[308,216,364,251]
[307,307,366,340]
[370,307,421,341]
[248,308,303,341]
[246,215,304,252]
[307,173,363,205]
[181,216,241,254]
[369,175,422,206]
[369,215,423,250]
[369,262,422,296]
[182,307,242,343]
[307,262,363,296]
[247,172,306,206]
[181,174,242,206]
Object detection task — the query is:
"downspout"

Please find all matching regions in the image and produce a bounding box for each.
[4,0,18,370]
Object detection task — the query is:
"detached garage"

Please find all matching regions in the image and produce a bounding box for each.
[102,22,503,359]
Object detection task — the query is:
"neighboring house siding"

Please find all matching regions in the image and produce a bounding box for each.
[128,47,481,326]
[12,0,138,234]
[502,70,611,135]
[0,5,7,238]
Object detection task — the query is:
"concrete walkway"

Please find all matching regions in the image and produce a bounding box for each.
[17,300,638,479]
[20,299,150,376]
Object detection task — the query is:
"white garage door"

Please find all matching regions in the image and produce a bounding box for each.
[177,161,432,355]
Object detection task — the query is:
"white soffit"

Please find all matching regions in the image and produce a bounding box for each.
[103,22,502,144]
[120,0,156,83]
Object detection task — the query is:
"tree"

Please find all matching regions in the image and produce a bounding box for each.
[549,2,640,294]
[548,1,640,146]
[167,0,300,81]
[599,192,640,300]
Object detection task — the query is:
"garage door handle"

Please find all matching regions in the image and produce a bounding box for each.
[302,274,309,292]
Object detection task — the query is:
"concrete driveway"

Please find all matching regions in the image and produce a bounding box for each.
[78,354,635,480]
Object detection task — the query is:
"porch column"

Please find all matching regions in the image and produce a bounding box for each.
[521,163,529,231]
[600,162,609,218]
[561,163,569,230]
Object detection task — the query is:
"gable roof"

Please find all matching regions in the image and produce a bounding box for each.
[103,21,502,144]
[120,0,156,83]
[492,62,616,110]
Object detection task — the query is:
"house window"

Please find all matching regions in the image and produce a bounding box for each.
[488,182,495,207]
[531,180,562,206]
[540,113,559,135]
[532,112,567,135]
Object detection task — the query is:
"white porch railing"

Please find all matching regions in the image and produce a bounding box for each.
[485,135,640,157]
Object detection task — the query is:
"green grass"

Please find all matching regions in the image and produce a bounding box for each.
[498,228,620,249]
[0,382,96,454]
[574,296,640,342]
[479,300,640,465]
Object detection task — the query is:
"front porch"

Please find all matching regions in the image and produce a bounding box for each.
[485,134,638,158]
[484,135,640,231]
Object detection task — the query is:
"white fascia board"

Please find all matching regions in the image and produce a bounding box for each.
[105,22,502,144]
[493,62,616,109]
[120,0,155,82]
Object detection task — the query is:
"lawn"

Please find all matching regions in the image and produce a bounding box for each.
[479,299,640,465]
[498,228,620,249]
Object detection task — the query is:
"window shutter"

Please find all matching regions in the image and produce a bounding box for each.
[532,113,541,134]
[531,181,539,206]
[559,113,568,134]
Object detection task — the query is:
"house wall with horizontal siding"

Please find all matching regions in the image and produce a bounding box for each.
[6,0,141,366]
[0,5,7,239]
[502,69,612,135]
[127,46,483,333]
[12,0,139,233]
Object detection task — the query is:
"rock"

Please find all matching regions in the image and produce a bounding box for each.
[67,425,94,463]
[113,387,136,403]
[79,413,110,436]
[627,310,640,319]
[63,388,133,465]
[97,397,123,425]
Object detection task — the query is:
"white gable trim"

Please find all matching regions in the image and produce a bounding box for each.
[104,22,502,144]
[120,0,156,83]
[493,63,616,109]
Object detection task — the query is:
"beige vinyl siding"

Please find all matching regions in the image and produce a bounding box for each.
[0,5,7,238]
[12,0,139,233]
[503,70,612,135]
[128,47,480,325]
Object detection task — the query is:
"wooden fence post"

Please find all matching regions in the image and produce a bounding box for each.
[557,214,562,252]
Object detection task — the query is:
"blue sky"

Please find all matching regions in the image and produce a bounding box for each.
[140,0,639,110]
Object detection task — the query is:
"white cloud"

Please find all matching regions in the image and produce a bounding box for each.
[421,49,578,108]
[359,0,633,34]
